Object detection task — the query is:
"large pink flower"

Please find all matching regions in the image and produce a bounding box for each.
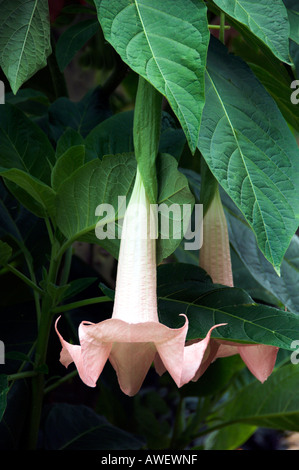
[197,186,278,383]
[56,168,223,395]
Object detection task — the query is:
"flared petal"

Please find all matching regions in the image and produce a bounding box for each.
[215,341,279,382]
[155,324,226,387]
[55,317,111,387]
[109,342,157,396]
[56,315,189,394]
[179,325,223,386]
[238,344,279,383]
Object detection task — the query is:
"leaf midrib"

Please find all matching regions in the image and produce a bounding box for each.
[133,0,193,145]
[14,0,38,89]
[206,69,274,265]
[158,294,292,347]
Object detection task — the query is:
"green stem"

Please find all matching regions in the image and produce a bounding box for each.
[5,264,43,295]
[8,371,38,382]
[22,244,42,323]
[58,246,73,286]
[26,306,53,449]
[208,24,230,30]
[133,76,162,204]
[45,218,54,245]
[52,295,112,314]
[219,12,226,44]
[26,243,62,449]
[44,369,78,395]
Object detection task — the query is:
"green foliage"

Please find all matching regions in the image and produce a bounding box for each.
[0,0,298,452]
[95,0,210,153]
[198,37,299,274]
[0,0,51,94]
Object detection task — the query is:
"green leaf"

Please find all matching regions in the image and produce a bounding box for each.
[56,128,85,159]
[213,0,291,63]
[287,9,299,44]
[0,169,56,218]
[51,145,86,191]
[0,0,52,94]
[96,0,209,153]
[204,423,257,450]
[225,200,299,314]
[248,62,299,132]
[0,104,55,185]
[0,241,12,267]
[56,18,100,71]
[48,87,111,141]
[43,403,144,450]
[85,110,186,162]
[210,364,299,433]
[0,104,56,217]
[157,263,299,350]
[156,154,195,262]
[198,38,299,274]
[55,153,194,263]
[0,179,51,269]
[5,88,50,117]
[55,155,135,258]
[62,277,98,301]
[0,375,9,422]
[179,168,299,314]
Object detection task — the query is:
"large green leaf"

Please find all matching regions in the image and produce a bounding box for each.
[0,104,56,217]
[51,145,86,191]
[42,403,144,450]
[204,423,257,450]
[55,155,136,257]
[47,87,111,142]
[55,153,194,262]
[0,169,55,218]
[0,104,55,184]
[56,19,100,72]
[95,0,209,153]
[288,9,299,44]
[0,0,51,94]
[225,200,299,314]
[178,168,299,314]
[157,263,299,350]
[213,0,291,63]
[85,110,186,162]
[209,364,299,433]
[248,62,299,132]
[198,37,299,274]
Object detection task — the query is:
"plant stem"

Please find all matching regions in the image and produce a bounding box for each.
[52,295,112,314]
[208,24,230,30]
[26,243,61,449]
[44,369,78,395]
[5,264,43,295]
[58,246,73,286]
[26,306,53,449]
[219,12,226,44]
[8,371,38,382]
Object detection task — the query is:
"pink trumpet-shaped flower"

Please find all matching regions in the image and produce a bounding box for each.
[197,186,278,383]
[56,168,224,395]
[199,187,233,287]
